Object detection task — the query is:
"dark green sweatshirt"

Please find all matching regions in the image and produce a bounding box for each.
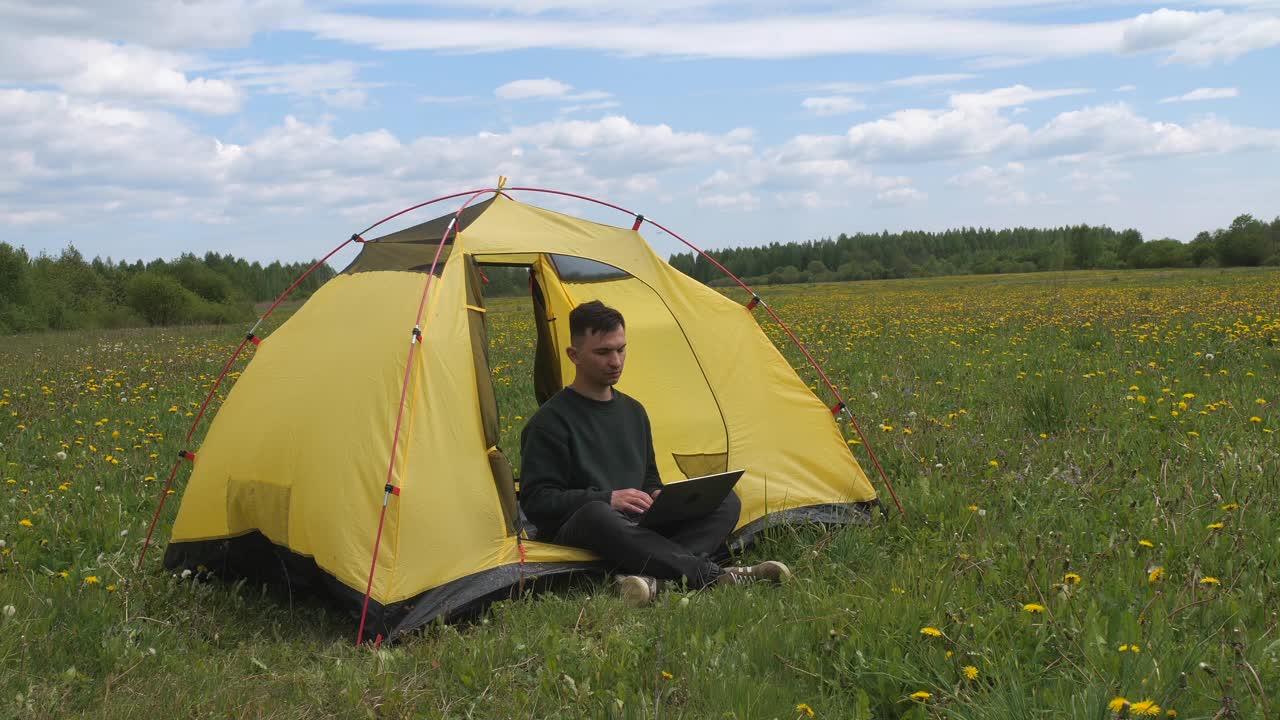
[519,387,662,538]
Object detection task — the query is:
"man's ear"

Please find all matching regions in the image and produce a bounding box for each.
[565,344,579,365]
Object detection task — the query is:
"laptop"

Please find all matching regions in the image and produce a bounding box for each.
[637,469,745,528]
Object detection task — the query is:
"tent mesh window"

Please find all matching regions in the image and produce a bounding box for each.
[548,254,630,283]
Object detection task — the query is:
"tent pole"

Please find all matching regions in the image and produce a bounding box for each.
[355,191,491,646]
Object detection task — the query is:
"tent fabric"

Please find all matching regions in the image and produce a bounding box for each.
[165,193,877,640]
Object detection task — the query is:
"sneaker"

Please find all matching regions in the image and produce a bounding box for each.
[716,560,792,586]
[617,575,659,607]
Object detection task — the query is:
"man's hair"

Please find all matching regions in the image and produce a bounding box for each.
[569,300,625,344]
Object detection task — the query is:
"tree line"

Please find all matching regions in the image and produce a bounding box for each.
[668,214,1280,287]
[0,244,335,335]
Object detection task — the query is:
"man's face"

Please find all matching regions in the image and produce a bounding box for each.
[568,326,626,387]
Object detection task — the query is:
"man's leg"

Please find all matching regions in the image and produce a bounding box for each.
[654,492,742,557]
[553,501,720,588]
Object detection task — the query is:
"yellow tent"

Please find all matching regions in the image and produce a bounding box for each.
[164,192,877,640]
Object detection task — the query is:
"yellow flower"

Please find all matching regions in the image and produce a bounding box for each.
[988,460,999,467]
[1220,503,1238,511]
[909,691,931,701]
[57,571,70,579]
[795,703,815,718]
[920,626,943,637]
[1138,539,1155,548]
[84,576,100,584]
[1257,398,1268,405]
[968,504,979,511]
[1166,710,1177,717]
[660,671,673,680]
[963,665,979,680]
[1130,700,1162,716]
[1119,643,1140,653]
[106,585,117,592]
[1109,697,1129,712]
[1249,416,1262,423]
[1148,567,1165,583]
[1022,603,1046,613]
[18,518,33,527]
[1199,576,1219,585]
[1063,573,1081,585]
[1206,522,1224,530]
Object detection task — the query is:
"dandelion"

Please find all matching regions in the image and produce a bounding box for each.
[1148,567,1165,583]
[1257,398,1268,405]
[19,518,33,527]
[106,585,117,592]
[968,505,979,512]
[55,451,67,461]
[963,665,979,680]
[1221,503,1239,511]
[1109,697,1129,712]
[988,460,999,467]
[84,576,100,585]
[795,703,815,718]
[909,691,931,701]
[58,571,69,578]
[1250,416,1262,423]
[1063,573,1082,585]
[1119,644,1140,653]
[1138,539,1155,548]
[660,671,673,680]
[1206,522,1224,530]
[1199,576,1219,585]
[920,626,943,637]
[2,605,14,618]
[1022,603,1046,613]
[1130,700,1162,716]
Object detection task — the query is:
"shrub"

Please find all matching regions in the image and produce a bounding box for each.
[127,272,194,326]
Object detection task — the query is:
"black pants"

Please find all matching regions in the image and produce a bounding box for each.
[553,493,742,589]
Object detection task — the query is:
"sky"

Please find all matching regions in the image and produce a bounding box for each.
[2,0,1279,266]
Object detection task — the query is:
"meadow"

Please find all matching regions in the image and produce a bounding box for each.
[1,268,1277,719]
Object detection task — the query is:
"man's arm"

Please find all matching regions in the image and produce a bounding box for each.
[520,424,611,532]
[640,411,662,496]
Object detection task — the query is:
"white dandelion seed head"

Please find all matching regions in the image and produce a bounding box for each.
[1204,352,1215,361]
[94,485,102,492]
[978,509,987,517]
[870,391,879,400]
[119,530,128,537]
[935,463,944,468]
[55,451,67,461]
[0,539,6,549]
[909,411,917,418]
[180,569,192,579]
[148,647,156,656]
[2,604,15,618]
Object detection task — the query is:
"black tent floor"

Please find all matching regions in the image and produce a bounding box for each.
[164,501,875,642]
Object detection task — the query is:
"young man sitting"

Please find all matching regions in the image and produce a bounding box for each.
[518,300,790,606]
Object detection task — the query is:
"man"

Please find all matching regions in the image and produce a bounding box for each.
[519,300,790,606]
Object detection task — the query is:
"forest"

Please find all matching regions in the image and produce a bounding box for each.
[669,214,1280,286]
[2,213,1276,334]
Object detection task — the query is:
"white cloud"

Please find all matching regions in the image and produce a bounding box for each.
[949,84,1091,110]
[1,0,302,49]
[1159,87,1239,103]
[946,162,1025,188]
[1032,102,1280,159]
[874,186,927,205]
[297,8,1280,64]
[217,60,378,109]
[887,73,978,87]
[697,192,760,211]
[560,101,622,114]
[801,96,865,116]
[495,77,574,99]
[1114,85,1137,92]
[0,35,241,114]
[842,84,1084,163]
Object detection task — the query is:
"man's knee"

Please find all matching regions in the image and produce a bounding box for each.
[720,491,742,520]
[565,500,625,531]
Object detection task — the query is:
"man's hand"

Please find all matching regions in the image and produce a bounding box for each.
[611,489,653,514]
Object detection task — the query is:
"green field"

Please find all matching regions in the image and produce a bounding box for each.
[2,268,1278,719]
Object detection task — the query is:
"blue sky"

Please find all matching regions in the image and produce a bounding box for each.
[2,1,1278,266]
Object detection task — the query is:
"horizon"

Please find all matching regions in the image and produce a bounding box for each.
[3,1,1278,270]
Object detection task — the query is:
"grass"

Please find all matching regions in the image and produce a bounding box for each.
[2,267,1278,718]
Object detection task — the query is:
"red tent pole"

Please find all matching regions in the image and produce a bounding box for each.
[355,189,493,645]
